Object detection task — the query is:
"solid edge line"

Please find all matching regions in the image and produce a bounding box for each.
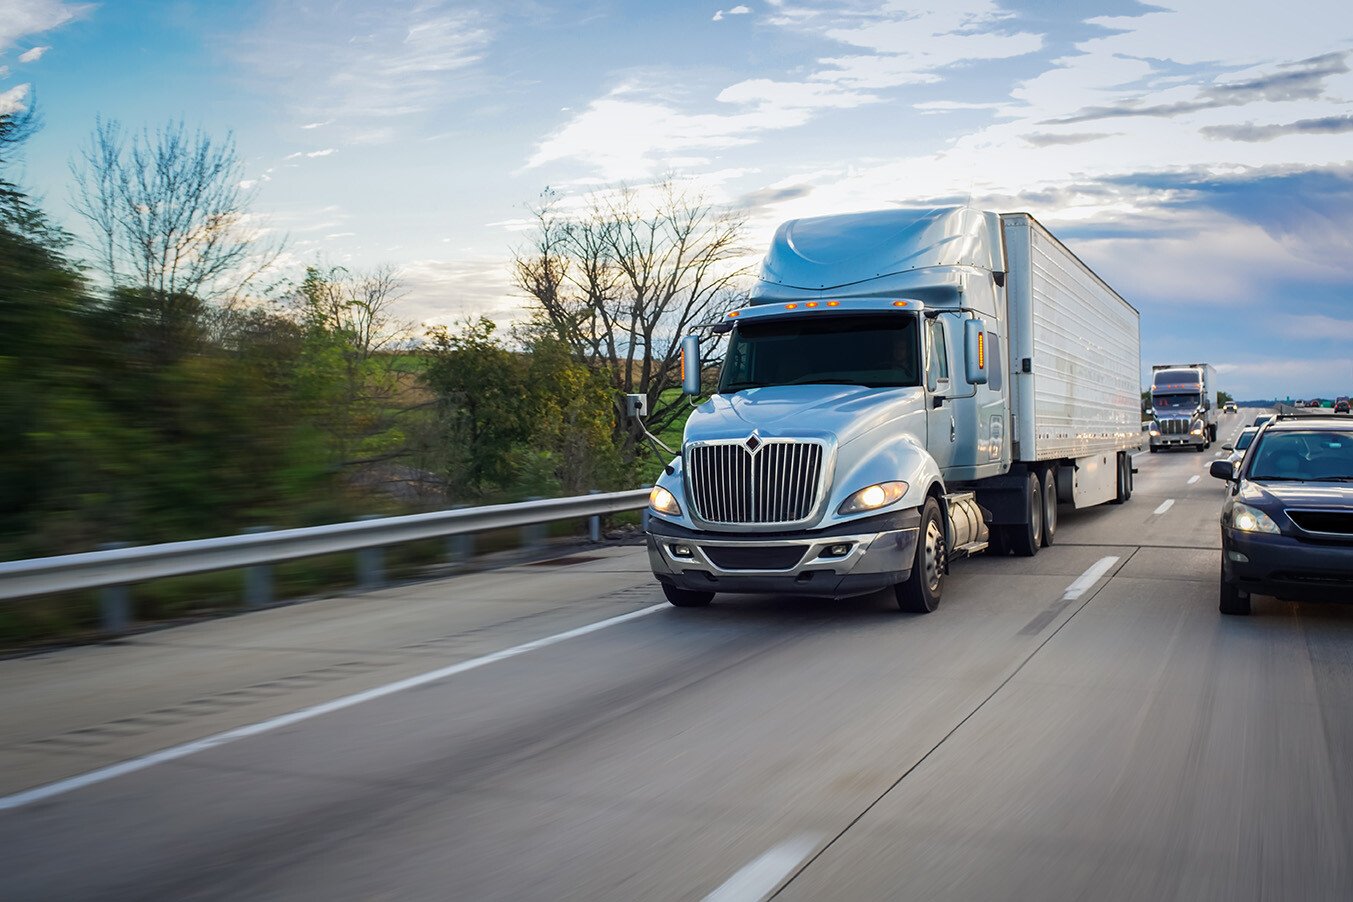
[1062,555,1120,601]
[704,835,823,902]
[0,603,668,811]
[1153,499,1175,516]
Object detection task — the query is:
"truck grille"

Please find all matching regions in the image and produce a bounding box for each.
[686,440,825,525]
[1160,418,1189,435]
[703,545,807,570]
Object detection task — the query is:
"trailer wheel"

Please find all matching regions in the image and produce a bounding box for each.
[1008,471,1042,557]
[1040,466,1058,547]
[895,497,945,613]
[662,584,714,607]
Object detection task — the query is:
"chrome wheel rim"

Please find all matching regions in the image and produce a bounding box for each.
[923,518,945,594]
[1044,479,1057,535]
[1030,479,1042,544]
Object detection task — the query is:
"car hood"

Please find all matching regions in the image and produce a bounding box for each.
[686,384,923,445]
[1238,479,1353,509]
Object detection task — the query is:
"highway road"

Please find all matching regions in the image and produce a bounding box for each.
[4,407,1353,901]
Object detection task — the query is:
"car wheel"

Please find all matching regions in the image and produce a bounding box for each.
[662,583,714,607]
[896,497,945,613]
[1008,471,1042,557]
[1219,560,1250,615]
[1040,466,1057,547]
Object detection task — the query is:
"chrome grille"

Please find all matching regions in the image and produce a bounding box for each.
[1160,418,1189,435]
[687,440,825,525]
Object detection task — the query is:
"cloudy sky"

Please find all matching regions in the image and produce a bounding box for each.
[3,0,1352,398]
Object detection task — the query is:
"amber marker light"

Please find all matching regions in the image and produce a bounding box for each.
[978,331,986,368]
[805,301,819,308]
[826,300,840,307]
[727,310,739,317]
[784,303,798,310]
[892,300,908,307]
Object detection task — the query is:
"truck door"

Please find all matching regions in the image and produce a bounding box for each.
[925,316,957,474]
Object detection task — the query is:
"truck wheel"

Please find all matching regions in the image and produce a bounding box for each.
[1008,471,1042,557]
[1040,466,1057,546]
[1149,446,1158,453]
[895,497,945,613]
[1219,562,1250,616]
[661,583,714,608]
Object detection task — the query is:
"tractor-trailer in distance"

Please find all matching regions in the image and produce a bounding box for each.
[644,207,1142,612]
[1147,363,1218,452]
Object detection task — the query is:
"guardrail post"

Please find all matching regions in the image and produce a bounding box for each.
[587,490,602,543]
[242,526,273,608]
[521,497,547,550]
[356,515,386,589]
[445,505,473,571]
[98,541,132,634]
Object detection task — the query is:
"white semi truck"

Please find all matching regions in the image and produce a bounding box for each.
[645,207,1141,612]
[1147,363,1218,452]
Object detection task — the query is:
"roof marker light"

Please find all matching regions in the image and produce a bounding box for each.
[892,300,908,307]
[826,300,840,307]
[727,310,739,317]
[805,301,819,308]
[785,303,798,310]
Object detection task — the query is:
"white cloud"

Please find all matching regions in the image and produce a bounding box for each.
[306,148,335,158]
[730,4,751,13]
[0,83,29,115]
[0,1,89,51]
[17,45,49,63]
[712,10,724,21]
[533,1,1041,178]
[239,1,494,140]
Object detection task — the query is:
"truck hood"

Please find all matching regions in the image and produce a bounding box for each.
[686,384,924,446]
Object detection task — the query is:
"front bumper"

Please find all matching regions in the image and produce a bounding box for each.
[1223,529,1353,602]
[646,509,921,598]
[1151,434,1206,449]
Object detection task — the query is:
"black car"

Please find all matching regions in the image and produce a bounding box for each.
[1210,414,1353,614]
[1336,397,1350,413]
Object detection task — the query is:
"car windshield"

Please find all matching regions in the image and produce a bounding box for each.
[1235,429,1257,451]
[1247,430,1353,480]
[1153,393,1200,410]
[719,313,922,391]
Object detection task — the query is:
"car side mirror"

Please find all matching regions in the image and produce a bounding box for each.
[1209,460,1234,481]
[1222,444,1234,451]
[680,335,701,395]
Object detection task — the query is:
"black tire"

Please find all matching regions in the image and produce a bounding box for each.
[1219,562,1251,615]
[1008,471,1042,557]
[1195,442,1207,453]
[662,583,714,608]
[1111,453,1128,504]
[1149,446,1158,453]
[895,497,945,613]
[1040,465,1058,547]
[1125,456,1134,499]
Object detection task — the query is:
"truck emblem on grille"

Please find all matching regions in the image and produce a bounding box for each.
[745,434,762,452]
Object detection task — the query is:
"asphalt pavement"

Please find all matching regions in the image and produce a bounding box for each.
[5,407,1352,901]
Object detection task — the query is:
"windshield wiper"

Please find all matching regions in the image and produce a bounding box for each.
[721,381,768,391]
[781,378,868,386]
[1249,475,1305,481]
[1308,476,1353,482]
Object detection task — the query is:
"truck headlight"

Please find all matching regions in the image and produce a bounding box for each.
[838,481,908,514]
[1231,502,1280,534]
[1190,425,1204,435]
[649,486,682,516]
[1149,425,1160,435]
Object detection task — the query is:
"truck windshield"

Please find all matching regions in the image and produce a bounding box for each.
[719,314,921,392]
[1153,393,1200,411]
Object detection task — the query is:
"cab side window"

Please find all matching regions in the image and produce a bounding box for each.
[927,319,949,387]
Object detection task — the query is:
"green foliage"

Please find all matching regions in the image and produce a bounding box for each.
[1217,390,1234,405]
[423,317,630,500]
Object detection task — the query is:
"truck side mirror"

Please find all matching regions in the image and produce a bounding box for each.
[963,319,988,385]
[680,334,701,395]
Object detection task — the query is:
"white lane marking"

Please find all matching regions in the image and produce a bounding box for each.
[0,603,669,811]
[1153,499,1175,516]
[704,835,822,902]
[1062,556,1120,601]
[1187,475,1200,484]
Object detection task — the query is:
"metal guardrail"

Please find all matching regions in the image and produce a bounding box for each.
[0,490,652,613]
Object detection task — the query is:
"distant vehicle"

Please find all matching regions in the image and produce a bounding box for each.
[1253,414,1274,428]
[1222,401,1238,413]
[1337,397,1350,413]
[1210,413,1353,614]
[1147,363,1218,452]
[645,207,1142,612]
[1222,426,1259,469]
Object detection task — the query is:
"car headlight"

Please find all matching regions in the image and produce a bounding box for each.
[838,481,908,514]
[649,485,682,516]
[1230,502,1280,534]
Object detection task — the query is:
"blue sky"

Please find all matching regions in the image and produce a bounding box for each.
[2,0,1352,399]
